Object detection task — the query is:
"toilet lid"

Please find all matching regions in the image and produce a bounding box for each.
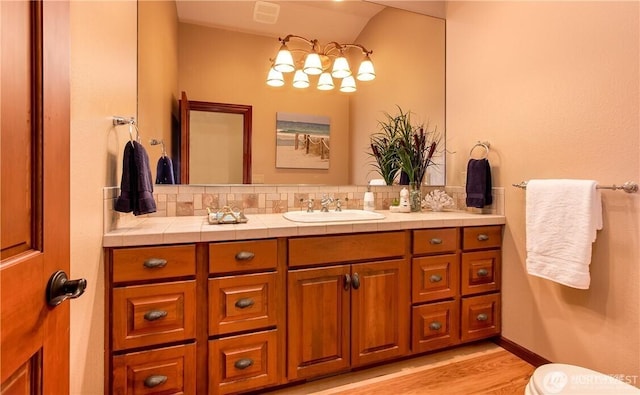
[531,363,639,394]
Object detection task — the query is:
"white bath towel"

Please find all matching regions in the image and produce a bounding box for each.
[525,179,602,289]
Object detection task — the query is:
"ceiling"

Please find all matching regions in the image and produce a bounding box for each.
[175,1,445,44]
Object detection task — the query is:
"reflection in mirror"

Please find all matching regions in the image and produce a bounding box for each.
[138,1,445,186]
[178,93,252,184]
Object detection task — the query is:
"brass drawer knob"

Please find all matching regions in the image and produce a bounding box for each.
[429,321,442,331]
[429,274,443,283]
[476,313,489,321]
[235,298,255,309]
[143,374,167,388]
[235,251,255,261]
[429,238,443,245]
[477,234,490,242]
[477,268,489,277]
[143,258,167,269]
[234,358,254,370]
[143,309,168,321]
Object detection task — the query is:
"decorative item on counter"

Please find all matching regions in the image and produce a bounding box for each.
[207,206,248,224]
[367,106,442,209]
[363,186,375,211]
[400,187,412,213]
[422,189,454,212]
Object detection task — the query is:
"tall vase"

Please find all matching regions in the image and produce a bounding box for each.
[410,182,422,212]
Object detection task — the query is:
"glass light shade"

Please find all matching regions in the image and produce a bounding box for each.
[339,75,356,93]
[292,69,310,88]
[331,56,351,78]
[317,72,334,90]
[303,52,323,75]
[266,67,285,87]
[357,55,376,81]
[273,45,295,73]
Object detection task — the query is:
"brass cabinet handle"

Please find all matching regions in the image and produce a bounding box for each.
[429,274,443,283]
[344,274,351,291]
[143,375,167,388]
[235,298,255,309]
[477,268,489,277]
[144,309,168,321]
[476,313,489,321]
[477,234,490,241]
[429,321,442,331]
[430,238,443,245]
[143,258,167,269]
[351,273,361,290]
[235,251,255,261]
[234,358,254,370]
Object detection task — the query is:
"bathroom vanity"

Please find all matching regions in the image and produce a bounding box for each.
[103,211,504,394]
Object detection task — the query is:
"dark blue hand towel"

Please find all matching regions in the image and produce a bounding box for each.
[156,156,175,184]
[115,141,157,216]
[465,158,493,208]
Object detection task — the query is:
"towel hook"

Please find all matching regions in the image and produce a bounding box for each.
[149,138,166,157]
[469,141,490,159]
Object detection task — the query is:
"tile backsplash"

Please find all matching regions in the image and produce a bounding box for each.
[103,184,504,233]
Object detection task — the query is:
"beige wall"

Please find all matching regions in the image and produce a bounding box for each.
[447,1,640,379]
[350,7,445,184]
[70,1,137,394]
[178,23,350,185]
[138,1,179,183]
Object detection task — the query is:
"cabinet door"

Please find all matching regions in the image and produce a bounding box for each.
[351,259,410,367]
[287,265,351,380]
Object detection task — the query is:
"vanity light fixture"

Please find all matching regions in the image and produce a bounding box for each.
[267,34,375,92]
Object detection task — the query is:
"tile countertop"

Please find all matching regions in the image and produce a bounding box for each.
[103,210,506,248]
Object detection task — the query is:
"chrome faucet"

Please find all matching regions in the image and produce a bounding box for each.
[320,194,334,212]
[305,198,315,212]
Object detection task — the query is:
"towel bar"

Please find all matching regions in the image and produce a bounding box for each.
[512,181,638,193]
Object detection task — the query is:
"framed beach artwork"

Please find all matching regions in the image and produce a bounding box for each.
[276,112,330,169]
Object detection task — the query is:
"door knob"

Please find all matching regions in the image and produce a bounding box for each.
[46,270,87,306]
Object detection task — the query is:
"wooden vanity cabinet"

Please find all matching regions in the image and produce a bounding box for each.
[106,244,198,395]
[105,223,503,394]
[287,232,410,381]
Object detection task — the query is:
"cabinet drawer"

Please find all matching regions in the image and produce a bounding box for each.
[112,245,196,283]
[412,299,460,353]
[209,330,278,395]
[289,231,406,268]
[210,239,277,274]
[461,250,501,296]
[413,228,459,255]
[209,272,278,335]
[113,281,196,351]
[112,343,196,395]
[412,254,459,303]
[462,226,502,251]
[461,293,501,342]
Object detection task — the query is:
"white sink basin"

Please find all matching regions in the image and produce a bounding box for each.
[283,209,385,223]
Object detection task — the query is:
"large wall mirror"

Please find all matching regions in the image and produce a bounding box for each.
[138,1,446,186]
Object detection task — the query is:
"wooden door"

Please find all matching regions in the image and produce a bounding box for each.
[287,265,350,380]
[1,1,72,393]
[350,259,410,367]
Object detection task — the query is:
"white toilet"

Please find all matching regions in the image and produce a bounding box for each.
[526,363,640,394]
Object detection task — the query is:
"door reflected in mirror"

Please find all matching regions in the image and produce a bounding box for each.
[179,93,252,184]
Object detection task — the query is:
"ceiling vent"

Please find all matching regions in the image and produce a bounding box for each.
[253,1,280,24]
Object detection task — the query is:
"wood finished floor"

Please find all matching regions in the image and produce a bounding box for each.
[266,342,535,395]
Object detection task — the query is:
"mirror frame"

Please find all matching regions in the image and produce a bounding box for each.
[179,96,253,184]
